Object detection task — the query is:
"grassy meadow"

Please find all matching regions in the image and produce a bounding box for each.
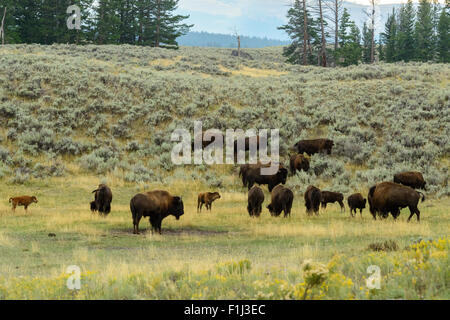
[0,44,449,299]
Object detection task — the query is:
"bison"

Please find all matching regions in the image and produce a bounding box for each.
[304,185,321,216]
[266,185,294,218]
[368,182,425,222]
[320,191,345,212]
[247,186,265,217]
[293,139,334,156]
[347,193,367,217]
[289,154,310,175]
[197,192,221,212]
[91,184,113,216]
[9,196,38,212]
[394,171,427,190]
[130,190,184,234]
[241,163,288,192]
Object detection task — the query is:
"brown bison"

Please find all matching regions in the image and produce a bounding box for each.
[241,163,288,192]
[347,193,367,217]
[293,139,334,156]
[289,154,310,175]
[368,182,425,222]
[9,196,38,212]
[267,185,294,218]
[191,132,217,151]
[197,192,221,212]
[234,136,261,154]
[247,186,265,217]
[320,191,345,212]
[304,185,321,216]
[91,184,112,216]
[130,190,184,234]
[394,171,427,190]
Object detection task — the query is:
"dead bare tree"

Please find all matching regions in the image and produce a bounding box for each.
[302,0,310,65]
[0,7,6,46]
[325,0,343,52]
[364,0,378,63]
[318,0,327,67]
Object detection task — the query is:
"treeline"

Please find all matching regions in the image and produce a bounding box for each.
[0,0,192,48]
[178,31,290,48]
[279,0,449,66]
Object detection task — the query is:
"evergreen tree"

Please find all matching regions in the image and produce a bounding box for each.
[362,22,373,63]
[278,0,320,65]
[397,0,415,61]
[415,0,435,61]
[437,0,450,62]
[95,0,122,44]
[146,0,192,48]
[335,8,361,66]
[381,8,398,62]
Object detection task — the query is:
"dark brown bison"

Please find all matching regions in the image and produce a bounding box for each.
[304,185,321,216]
[368,182,425,222]
[247,186,265,217]
[293,139,334,156]
[320,191,345,212]
[130,190,184,234]
[197,192,221,212]
[234,136,261,154]
[9,196,38,212]
[289,154,310,175]
[241,163,288,192]
[267,185,294,218]
[347,193,367,217]
[91,184,112,216]
[394,171,427,190]
[191,132,217,151]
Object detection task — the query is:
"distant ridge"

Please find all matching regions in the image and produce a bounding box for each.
[178,31,290,48]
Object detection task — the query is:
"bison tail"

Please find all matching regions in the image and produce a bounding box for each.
[368,185,376,198]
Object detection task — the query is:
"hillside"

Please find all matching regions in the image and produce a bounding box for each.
[0,44,449,197]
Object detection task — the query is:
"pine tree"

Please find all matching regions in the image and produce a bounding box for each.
[335,8,361,66]
[381,8,398,62]
[437,0,450,62]
[147,0,192,48]
[278,0,320,65]
[362,22,373,63]
[415,0,435,61]
[397,0,415,62]
[95,0,122,44]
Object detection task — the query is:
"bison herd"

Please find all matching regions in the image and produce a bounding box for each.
[6,139,429,235]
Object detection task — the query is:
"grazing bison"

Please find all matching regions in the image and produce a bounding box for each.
[347,193,367,217]
[91,184,113,216]
[320,191,345,212]
[9,196,38,212]
[394,171,427,190]
[247,186,265,217]
[289,154,310,175]
[267,185,294,218]
[234,136,261,154]
[293,139,334,156]
[130,190,184,235]
[197,192,221,212]
[242,163,288,192]
[368,182,425,222]
[304,185,321,216]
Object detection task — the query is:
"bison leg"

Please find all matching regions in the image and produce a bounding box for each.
[321,202,327,209]
[359,208,363,218]
[198,202,203,213]
[339,201,345,212]
[407,207,420,222]
[133,215,142,234]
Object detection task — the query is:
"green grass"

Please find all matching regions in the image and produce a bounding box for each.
[0,176,448,299]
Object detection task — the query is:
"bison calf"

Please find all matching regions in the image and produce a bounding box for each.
[197,192,221,212]
[304,186,321,216]
[267,185,294,218]
[247,186,265,217]
[320,191,345,212]
[9,196,38,212]
[347,193,367,217]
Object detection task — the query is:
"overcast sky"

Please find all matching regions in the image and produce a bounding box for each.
[176,0,444,39]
